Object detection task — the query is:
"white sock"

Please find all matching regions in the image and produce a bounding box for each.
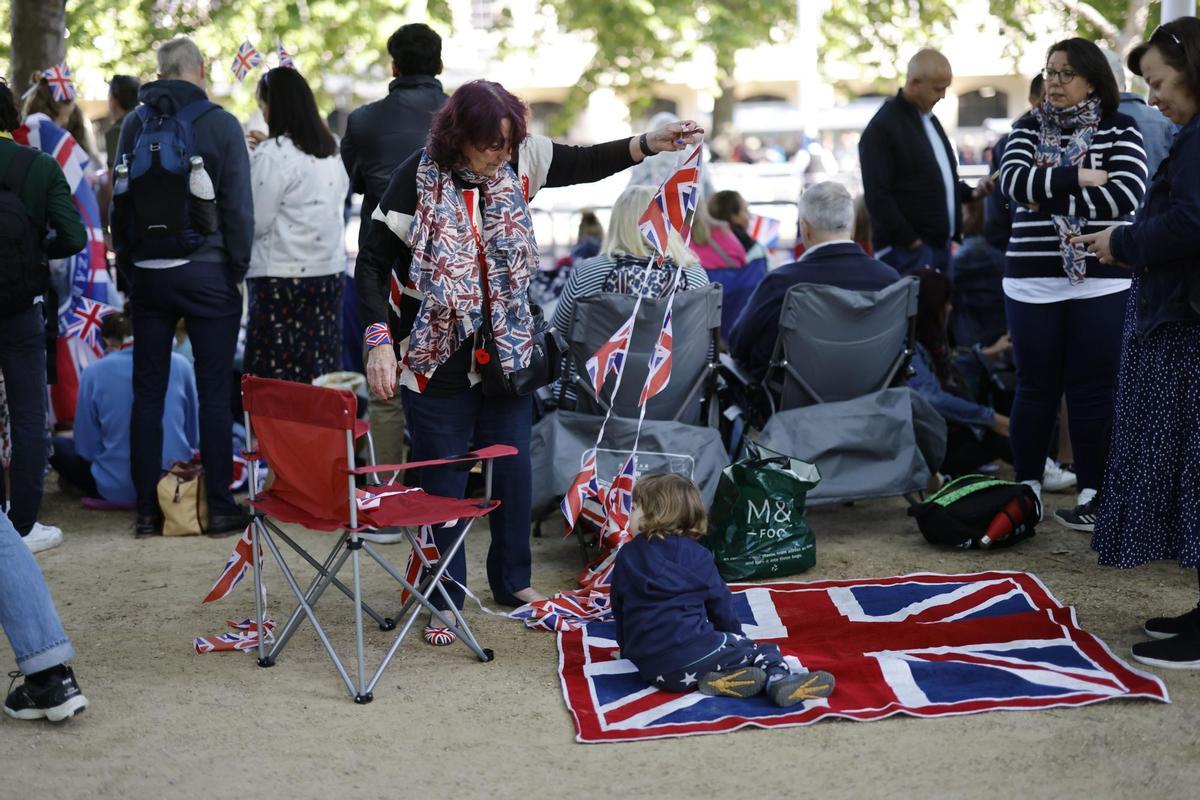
[1078,488,1097,507]
[1021,479,1043,505]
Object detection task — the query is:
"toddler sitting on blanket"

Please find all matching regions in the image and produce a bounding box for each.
[610,473,835,706]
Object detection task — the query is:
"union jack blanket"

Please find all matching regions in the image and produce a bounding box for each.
[558,571,1168,743]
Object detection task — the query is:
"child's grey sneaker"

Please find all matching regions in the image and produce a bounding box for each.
[766,670,836,708]
[697,666,767,699]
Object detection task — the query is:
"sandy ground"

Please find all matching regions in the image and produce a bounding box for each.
[3,482,1199,799]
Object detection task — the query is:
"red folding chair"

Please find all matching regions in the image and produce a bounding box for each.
[240,376,515,703]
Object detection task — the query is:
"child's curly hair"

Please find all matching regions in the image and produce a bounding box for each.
[632,473,707,540]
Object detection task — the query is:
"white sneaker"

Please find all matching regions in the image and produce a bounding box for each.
[23,522,63,553]
[1042,458,1077,493]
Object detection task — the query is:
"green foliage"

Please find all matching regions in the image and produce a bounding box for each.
[3,0,451,116]
[540,0,794,134]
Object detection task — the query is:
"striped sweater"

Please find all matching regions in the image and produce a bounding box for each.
[999,111,1148,280]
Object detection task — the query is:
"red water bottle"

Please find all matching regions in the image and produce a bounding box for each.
[980,496,1036,548]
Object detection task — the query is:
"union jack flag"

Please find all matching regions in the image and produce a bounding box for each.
[561,450,600,533]
[747,214,782,249]
[559,572,1170,743]
[65,297,118,357]
[203,525,256,604]
[637,194,671,256]
[277,41,295,69]
[585,314,635,400]
[603,453,637,535]
[637,145,703,252]
[231,40,263,82]
[638,304,673,407]
[194,618,276,654]
[14,113,115,425]
[41,63,76,102]
[399,526,442,605]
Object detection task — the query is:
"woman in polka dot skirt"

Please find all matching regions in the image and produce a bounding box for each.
[1075,18,1200,670]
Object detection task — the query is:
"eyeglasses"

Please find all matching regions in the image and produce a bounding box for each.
[1042,68,1078,84]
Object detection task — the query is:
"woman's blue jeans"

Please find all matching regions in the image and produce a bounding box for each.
[401,386,533,609]
[0,509,74,675]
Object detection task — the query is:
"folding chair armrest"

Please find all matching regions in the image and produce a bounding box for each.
[349,444,518,475]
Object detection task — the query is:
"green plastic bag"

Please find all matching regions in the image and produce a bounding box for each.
[705,441,821,581]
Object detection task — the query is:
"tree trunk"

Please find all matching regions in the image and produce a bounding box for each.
[711,77,737,141]
[10,0,67,98]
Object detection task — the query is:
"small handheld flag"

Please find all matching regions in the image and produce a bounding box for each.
[231,40,263,82]
[277,41,295,69]
[41,64,76,103]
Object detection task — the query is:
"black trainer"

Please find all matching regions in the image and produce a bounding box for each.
[698,666,767,699]
[4,666,89,722]
[1131,632,1200,670]
[766,670,836,708]
[1054,497,1098,532]
[1144,605,1200,640]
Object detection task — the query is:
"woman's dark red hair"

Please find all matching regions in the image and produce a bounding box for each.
[427,80,528,168]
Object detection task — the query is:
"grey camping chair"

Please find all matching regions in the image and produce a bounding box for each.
[763,277,920,412]
[558,283,723,427]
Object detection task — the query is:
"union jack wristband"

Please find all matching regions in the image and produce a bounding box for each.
[364,323,392,349]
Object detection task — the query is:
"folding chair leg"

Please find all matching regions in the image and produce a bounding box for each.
[259,525,359,699]
[268,543,353,662]
[252,517,268,666]
[269,523,394,630]
[350,538,370,703]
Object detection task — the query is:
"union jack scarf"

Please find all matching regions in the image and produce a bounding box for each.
[404,153,538,378]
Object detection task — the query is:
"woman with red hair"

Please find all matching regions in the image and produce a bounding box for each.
[355,79,701,645]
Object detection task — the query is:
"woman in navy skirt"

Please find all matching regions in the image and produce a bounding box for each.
[1075,17,1200,670]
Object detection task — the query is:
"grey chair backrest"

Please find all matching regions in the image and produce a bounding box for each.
[566,283,722,425]
[767,276,919,410]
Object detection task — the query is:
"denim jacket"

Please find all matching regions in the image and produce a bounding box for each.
[1110,114,1200,335]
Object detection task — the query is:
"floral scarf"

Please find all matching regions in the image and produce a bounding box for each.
[405,153,539,376]
[1032,95,1102,284]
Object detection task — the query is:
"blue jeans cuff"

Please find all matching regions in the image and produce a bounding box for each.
[16,639,74,676]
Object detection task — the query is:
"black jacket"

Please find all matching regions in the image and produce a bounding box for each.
[340,75,447,248]
[859,90,972,251]
[610,534,741,680]
[1111,113,1200,335]
[112,80,253,278]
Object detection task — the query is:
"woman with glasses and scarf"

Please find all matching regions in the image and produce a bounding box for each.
[1074,17,1200,671]
[355,79,701,645]
[998,37,1147,531]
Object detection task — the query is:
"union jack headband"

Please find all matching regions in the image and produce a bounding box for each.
[41,63,76,103]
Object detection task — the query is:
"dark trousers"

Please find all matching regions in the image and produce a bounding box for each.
[0,305,48,536]
[879,241,951,275]
[48,436,99,498]
[401,385,533,609]
[130,263,241,518]
[657,634,787,692]
[1006,291,1127,489]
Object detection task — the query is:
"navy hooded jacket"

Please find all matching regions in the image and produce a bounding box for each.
[112,80,253,279]
[610,534,743,680]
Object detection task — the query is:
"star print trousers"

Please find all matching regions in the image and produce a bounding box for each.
[658,634,788,692]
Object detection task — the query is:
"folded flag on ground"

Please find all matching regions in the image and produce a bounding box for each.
[194,618,276,654]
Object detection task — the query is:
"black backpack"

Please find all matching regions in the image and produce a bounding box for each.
[0,146,46,317]
[908,474,1040,550]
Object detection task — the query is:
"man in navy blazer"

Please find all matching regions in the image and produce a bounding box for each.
[729,181,901,378]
